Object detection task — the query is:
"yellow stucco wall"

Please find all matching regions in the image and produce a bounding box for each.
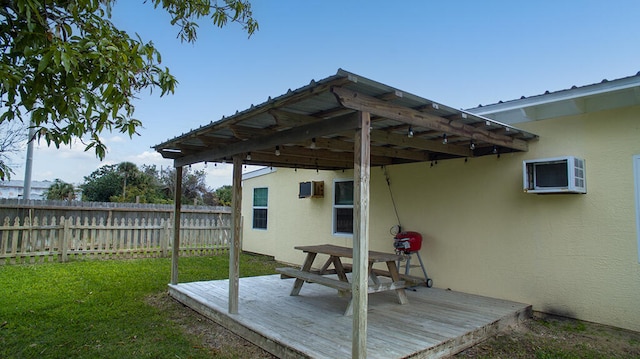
[241,105,640,332]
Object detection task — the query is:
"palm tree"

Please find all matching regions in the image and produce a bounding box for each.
[45,179,76,201]
[117,162,139,200]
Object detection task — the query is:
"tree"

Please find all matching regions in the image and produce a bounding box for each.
[81,162,168,203]
[44,178,76,201]
[110,162,169,203]
[159,166,213,205]
[0,120,27,180]
[81,164,122,202]
[215,185,232,206]
[117,161,138,200]
[1,1,257,173]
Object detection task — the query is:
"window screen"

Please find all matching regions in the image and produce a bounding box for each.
[252,187,268,229]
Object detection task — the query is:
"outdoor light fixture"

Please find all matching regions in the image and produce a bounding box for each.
[246,152,252,160]
[442,134,448,144]
[470,142,476,150]
[310,138,317,149]
[408,126,414,138]
[275,146,281,156]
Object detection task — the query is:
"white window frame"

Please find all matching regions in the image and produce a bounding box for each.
[332,179,353,237]
[252,187,268,230]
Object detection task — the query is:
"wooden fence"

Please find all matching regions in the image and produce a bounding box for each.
[0,213,231,265]
[0,198,230,224]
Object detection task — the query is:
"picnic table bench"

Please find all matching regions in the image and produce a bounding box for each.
[276,244,409,315]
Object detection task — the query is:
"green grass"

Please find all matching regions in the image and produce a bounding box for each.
[0,254,278,358]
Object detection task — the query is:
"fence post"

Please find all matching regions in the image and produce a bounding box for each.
[60,217,70,263]
[162,218,169,258]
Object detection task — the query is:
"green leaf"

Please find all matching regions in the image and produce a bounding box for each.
[37,51,52,73]
[60,51,71,72]
[0,0,258,176]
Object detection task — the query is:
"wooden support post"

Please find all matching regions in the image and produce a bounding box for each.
[171,166,183,285]
[352,111,371,359]
[229,155,243,314]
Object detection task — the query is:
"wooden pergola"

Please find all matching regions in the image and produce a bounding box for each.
[153,69,538,358]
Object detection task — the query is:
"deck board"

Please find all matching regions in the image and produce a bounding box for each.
[168,274,530,358]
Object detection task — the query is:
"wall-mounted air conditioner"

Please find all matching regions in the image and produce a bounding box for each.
[299,181,324,198]
[523,156,586,194]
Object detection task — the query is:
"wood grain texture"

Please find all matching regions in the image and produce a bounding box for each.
[229,156,243,314]
[170,166,183,285]
[169,275,531,359]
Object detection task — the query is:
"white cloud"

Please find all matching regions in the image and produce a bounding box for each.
[34,139,95,161]
[126,150,170,167]
[8,135,259,189]
[106,135,126,143]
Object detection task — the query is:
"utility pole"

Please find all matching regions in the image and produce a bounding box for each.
[22,125,36,200]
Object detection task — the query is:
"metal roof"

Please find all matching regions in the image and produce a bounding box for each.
[469,72,640,124]
[153,69,538,170]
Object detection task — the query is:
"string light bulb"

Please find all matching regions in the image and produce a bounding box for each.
[246,152,252,161]
[442,133,448,144]
[407,126,414,138]
[275,146,281,156]
[470,142,476,150]
[310,138,317,149]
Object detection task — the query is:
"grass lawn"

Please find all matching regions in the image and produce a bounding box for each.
[3,254,639,359]
[0,254,278,359]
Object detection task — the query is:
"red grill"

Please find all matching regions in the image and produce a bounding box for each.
[393,231,422,254]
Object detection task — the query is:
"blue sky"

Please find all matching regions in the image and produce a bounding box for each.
[9,0,640,189]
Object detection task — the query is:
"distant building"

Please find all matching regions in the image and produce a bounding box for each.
[0,180,54,200]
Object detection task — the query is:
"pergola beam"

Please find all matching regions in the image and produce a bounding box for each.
[332,86,529,152]
[369,130,473,157]
[174,112,361,167]
[270,110,472,159]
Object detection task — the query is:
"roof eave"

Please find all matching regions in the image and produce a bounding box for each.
[468,73,640,123]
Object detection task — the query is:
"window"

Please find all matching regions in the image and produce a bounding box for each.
[252,187,268,229]
[333,180,353,235]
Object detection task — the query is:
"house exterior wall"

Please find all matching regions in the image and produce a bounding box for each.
[241,105,640,332]
[0,180,53,200]
[241,168,356,266]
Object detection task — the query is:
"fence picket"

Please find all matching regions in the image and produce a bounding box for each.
[1,217,9,264]
[118,217,125,258]
[0,204,231,265]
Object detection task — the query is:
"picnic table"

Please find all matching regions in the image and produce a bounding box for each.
[276,244,409,315]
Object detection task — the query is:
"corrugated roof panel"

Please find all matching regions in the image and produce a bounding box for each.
[153,69,538,169]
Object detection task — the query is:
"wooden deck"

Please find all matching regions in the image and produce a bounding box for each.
[168,274,531,358]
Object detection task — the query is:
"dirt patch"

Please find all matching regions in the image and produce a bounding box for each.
[456,313,640,358]
[146,292,276,358]
[148,292,640,358]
